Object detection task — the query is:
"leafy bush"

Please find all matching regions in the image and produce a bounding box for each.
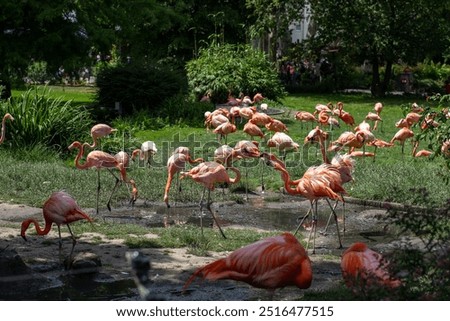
[95,63,188,116]
[0,87,92,152]
[186,43,285,103]
[414,93,450,171]
[25,61,49,84]
[386,204,450,300]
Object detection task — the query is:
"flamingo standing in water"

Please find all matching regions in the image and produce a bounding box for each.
[180,161,241,239]
[69,141,136,215]
[266,160,344,253]
[341,242,401,294]
[21,191,93,259]
[0,113,14,144]
[183,232,312,299]
[164,147,203,208]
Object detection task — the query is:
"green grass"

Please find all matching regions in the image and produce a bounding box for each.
[1,88,448,209]
[67,221,284,255]
[12,85,95,105]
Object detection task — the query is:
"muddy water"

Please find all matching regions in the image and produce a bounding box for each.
[107,194,397,254]
[98,194,398,301]
[3,193,399,301]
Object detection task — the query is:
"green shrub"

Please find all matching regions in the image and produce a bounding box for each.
[95,63,187,116]
[0,87,92,152]
[25,61,49,84]
[186,43,285,103]
[387,205,450,300]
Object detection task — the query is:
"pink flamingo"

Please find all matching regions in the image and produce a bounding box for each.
[164,147,203,208]
[390,127,414,155]
[0,113,14,144]
[180,161,241,238]
[21,191,93,258]
[69,141,135,215]
[341,242,401,293]
[294,111,317,129]
[132,141,158,167]
[85,123,117,149]
[183,232,312,299]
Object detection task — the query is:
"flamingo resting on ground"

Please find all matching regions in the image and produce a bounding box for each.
[0,113,14,144]
[180,161,241,239]
[183,232,312,299]
[341,242,401,294]
[21,191,93,259]
[69,141,136,215]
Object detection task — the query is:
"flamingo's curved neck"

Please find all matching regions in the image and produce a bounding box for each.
[0,115,8,144]
[227,167,241,185]
[275,166,297,194]
[22,218,53,237]
[318,133,330,164]
[73,143,89,169]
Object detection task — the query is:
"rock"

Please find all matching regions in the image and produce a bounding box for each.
[68,252,102,273]
[0,248,52,299]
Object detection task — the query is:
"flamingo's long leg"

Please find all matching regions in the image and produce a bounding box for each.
[67,224,77,259]
[260,158,265,193]
[306,201,318,254]
[294,204,313,236]
[106,169,120,212]
[96,170,101,215]
[198,188,207,236]
[206,189,227,239]
[325,198,343,249]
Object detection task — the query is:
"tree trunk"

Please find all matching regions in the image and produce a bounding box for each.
[382,60,393,95]
[370,56,382,97]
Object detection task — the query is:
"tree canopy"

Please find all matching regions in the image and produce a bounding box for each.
[309,0,450,96]
[1,0,449,97]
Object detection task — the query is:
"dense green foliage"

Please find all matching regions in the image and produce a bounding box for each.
[186,43,285,103]
[308,0,450,96]
[0,87,92,152]
[95,63,187,116]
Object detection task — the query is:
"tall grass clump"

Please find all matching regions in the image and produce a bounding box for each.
[0,87,92,152]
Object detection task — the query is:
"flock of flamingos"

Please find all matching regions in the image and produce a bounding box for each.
[2,92,449,298]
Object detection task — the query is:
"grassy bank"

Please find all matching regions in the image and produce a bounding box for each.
[1,88,448,209]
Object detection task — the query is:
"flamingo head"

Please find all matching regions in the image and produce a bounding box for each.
[3,113,14,122]
[68,141,82,150]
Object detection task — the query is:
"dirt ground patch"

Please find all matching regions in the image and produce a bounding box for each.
[0,192,399,301]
